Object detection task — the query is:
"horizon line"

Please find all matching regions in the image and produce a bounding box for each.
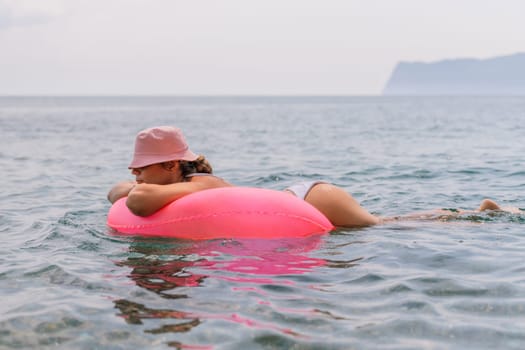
[1,94,524,98]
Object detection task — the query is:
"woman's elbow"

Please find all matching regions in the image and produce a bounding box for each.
[126,194,153,217]
[107,181,135,204]
[108,190,126,204]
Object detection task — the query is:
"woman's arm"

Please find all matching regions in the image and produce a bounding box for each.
[107,181,136,204]
[126,177,232,217]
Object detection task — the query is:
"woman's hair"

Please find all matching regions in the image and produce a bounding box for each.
[178,155,213,177]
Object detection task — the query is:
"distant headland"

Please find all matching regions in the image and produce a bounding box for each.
[382,52,525,95]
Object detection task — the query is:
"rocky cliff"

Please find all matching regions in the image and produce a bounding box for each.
[383,52,525,95]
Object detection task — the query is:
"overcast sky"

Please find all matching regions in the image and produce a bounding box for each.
[1,0,524,95]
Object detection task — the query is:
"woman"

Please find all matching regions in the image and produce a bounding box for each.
[108,126,505,228]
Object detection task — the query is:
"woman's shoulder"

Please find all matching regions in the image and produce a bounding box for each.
[186,173,232,186]
[185,173,216,178]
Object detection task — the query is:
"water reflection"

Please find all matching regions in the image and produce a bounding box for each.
[114,299,200,331]
[113,235,361,347]
[117,255,206,298]
[116,236,328,293]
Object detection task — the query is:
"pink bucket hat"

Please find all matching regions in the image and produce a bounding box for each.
[128,126,198,168]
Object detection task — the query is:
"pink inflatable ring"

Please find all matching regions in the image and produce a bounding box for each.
[107,187,334,240]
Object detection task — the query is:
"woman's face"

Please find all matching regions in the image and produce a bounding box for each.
[131,162,180,185]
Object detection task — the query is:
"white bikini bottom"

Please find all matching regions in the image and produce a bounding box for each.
[284,180,325,200]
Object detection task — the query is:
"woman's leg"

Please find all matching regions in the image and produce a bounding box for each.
[304,183,380,227]
[303,186,513,228]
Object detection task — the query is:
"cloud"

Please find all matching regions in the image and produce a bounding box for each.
[0,0,64,29]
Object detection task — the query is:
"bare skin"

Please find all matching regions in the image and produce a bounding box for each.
[478,199,502,211]
[302,183,380,227]
[376,198,520,223]
[108,161,379,227]
[478,199,522,213]
[108,161,514,228]
[107,161,233,216]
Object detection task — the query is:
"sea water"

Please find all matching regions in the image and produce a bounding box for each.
[1,96,524,349]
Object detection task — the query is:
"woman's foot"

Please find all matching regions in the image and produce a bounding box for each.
[478,199,502,211]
